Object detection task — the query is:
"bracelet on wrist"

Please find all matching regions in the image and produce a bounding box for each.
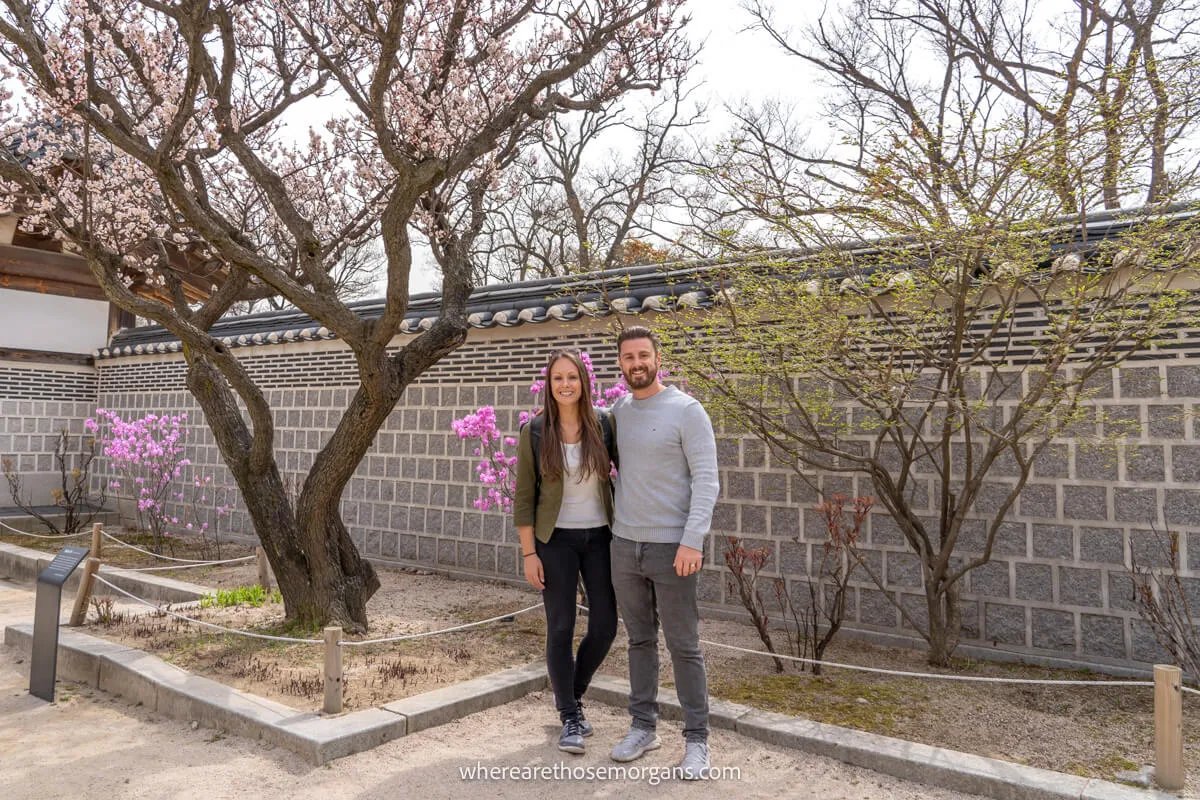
[523,552,536,558]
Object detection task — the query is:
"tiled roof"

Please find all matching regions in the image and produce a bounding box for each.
[99,205,1197,359]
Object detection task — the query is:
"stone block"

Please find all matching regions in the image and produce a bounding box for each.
[1131,619,1172,663]
[1166,365,1200,398]
[870,515,906,547]
[992,521,1029,557]
[1172,444,1200,482]
[1113,488,1159,525]
[968,561,1009,599]
[1164,489,1200,527]
[726,471,756,500]
[1064,484,1108,522]
[858,589,896,627]
[1148,405,1185,439]
[777,539,806,574]
[1107,572,1137,611]
[1128,528,1172,569]
[769,505,800,538]
[1059,566,1103,608]
[1019,484,1058,520]
[711,502,737,532]
[742,439,766,468]
[1031,525,1073,560]
[1080,614,1126,660]
[1119,366,1162,398]
[984,603,1026,646]
[1079,527,1124,566]
[1076,444,1119,481]
[1125,445,1164,483]
[1031,609,1075,652]
[1015,563,1053,602]
[896,592,927,632]
[760,472,788,503]
[739,504,767,535]
[885,552,923,588]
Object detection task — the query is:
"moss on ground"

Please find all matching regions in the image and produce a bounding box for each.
[710,673,931,736]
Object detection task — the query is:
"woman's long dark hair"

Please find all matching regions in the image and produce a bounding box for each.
[539,349,610,483]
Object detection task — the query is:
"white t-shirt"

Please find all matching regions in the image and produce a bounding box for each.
[556,442,608,529]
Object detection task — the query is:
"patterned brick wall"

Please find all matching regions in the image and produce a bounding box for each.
[89,318,1200,671]
[0,359,98,506]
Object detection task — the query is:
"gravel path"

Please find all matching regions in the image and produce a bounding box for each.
[0,578,986,800]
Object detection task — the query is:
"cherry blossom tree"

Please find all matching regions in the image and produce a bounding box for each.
[0,0,690,631]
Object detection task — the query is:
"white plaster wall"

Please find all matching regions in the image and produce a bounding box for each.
[0,288,109,353]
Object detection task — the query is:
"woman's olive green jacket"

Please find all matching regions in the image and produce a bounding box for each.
[513,409,616,543]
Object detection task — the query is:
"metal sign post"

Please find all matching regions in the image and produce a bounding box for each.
[30,545,90,702]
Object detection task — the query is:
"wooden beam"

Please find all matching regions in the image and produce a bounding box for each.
[0,347,95,367]
[0,273,108,300]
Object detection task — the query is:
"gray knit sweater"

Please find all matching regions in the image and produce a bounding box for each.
[611,385,720,552]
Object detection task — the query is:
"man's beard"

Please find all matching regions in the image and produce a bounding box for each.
[622,364,656,390]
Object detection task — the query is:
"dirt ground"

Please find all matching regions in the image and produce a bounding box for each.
[0,578,987,800]
[6,527,1198,793]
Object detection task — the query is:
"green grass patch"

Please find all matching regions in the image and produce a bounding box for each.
[199,584,282,609]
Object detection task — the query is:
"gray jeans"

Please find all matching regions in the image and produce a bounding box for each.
[609,536,709,742]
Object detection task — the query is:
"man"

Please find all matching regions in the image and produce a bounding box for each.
[607,325,720,780]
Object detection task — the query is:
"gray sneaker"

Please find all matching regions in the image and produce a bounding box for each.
[678,740,710,780]
[610,727,661,762]
[577,708,593,738]
[558,717,585,754]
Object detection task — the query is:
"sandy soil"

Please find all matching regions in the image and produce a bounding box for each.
[0,578,986,800]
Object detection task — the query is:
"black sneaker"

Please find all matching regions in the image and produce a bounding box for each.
[558,717,586,754]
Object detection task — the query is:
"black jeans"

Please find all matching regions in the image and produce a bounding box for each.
[536,525,619,722]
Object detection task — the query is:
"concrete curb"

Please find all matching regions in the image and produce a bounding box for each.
[0,541,209,604]
[584,675,1176,800]
[4,622,549,764]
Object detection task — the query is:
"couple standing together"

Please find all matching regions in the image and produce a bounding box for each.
[513,326,720,780]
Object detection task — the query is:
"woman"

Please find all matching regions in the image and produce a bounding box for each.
[514,348,619,755]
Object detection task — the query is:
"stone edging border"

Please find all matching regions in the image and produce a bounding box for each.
[0,541,208,604]
[583,676,1174,800]
[3,622,548,764]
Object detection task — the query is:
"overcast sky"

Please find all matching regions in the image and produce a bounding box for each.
[405,0,822,293]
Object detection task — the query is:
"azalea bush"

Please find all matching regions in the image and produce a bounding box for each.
[453,351,645,512]
[87,410,234,556]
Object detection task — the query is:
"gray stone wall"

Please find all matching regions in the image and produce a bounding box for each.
[0,359,98,507]
[90,320,1200,671]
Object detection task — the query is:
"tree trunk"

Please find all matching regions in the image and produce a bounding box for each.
[185,354,379,633]
[925,580,962,667]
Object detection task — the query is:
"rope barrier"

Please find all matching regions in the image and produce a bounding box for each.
[81,583,1197,692]
[101,530,251,564]
[340,603,545,647]
[696,638,1158,687]
[90,576,541,648]
[0,519,86,538]
[92,576,324,644]
[121,556,256,572]
[577,602,1166,690]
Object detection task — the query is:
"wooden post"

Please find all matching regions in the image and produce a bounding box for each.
[256,546,270,592]
[323,626,343,714]
[68,558,100,626]
[90,523,103,560]
[1154,664,1184,791]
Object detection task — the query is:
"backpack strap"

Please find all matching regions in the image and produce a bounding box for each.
[598,408,618,471]
[527,413,545,483]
